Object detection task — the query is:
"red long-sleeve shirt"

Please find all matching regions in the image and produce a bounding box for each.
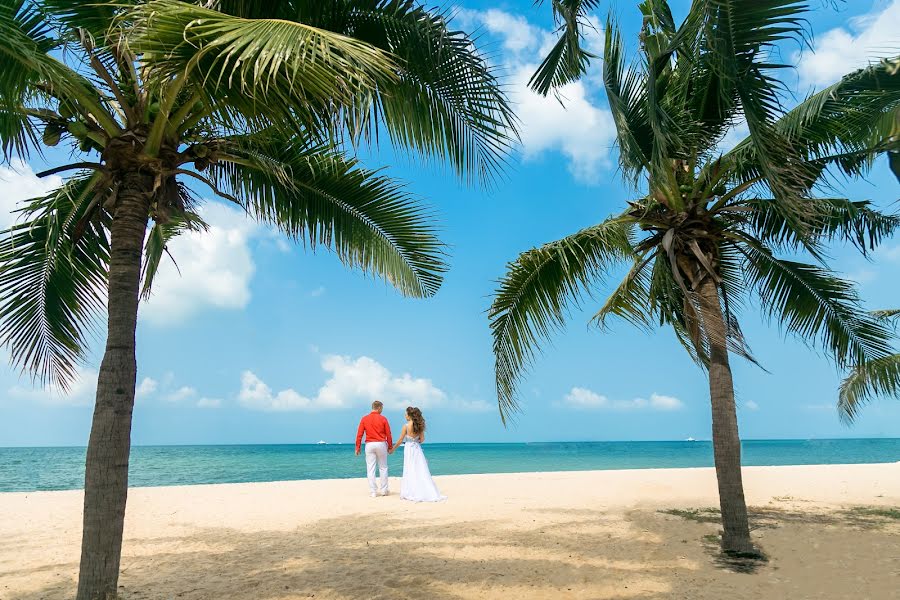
[355,411,393,452]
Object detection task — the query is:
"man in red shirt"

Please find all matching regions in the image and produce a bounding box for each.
[355,400,393,497]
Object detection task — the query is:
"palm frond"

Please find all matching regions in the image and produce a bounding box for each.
[489,218,635,420]
[0,174,109,388]
[345,3,517,185]
[206,133,447,298]
[529,0,602,95]
[692,0,812,203]
[602,14,652,182]
[873,308,900,321]
[591,251,654,331]
[839,354,900,423]
[739,241,893,369]
[141,208,208,299]
[39,0,123,44]
[0,0,56,159]
[739,197,900,258]
[127,0,398,134]
[724,56,900,188]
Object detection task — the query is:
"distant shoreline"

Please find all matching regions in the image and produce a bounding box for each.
[4,461,900,496]
[3,439,899,493]
[3,436,899,449]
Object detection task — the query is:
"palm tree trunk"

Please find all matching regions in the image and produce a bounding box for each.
[697,275,755,555]
[76,172,151,600]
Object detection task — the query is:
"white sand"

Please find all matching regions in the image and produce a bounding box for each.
[1,463,898,599]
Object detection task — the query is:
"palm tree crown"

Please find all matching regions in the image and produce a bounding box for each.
[0,0,516,389]
[492,0,900,419]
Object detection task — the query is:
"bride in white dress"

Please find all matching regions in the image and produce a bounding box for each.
[389,407,446,502]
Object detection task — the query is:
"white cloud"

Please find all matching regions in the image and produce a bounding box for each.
[8,367,97,407]
[795,0,900,89]
[165,386,196,402]
[475,9,543,58]
[0,160,62,229]
[140,202,258,326]
[136,377,158,399]
[196,397,222,409]
[562,386,684,411]
[239,355,448,412]
[136,373,221,407]
[745,400,760,411]
[454,398,492,413]
[647,393,684,411]
[309,285,326,298]
[239,371,314,411]
[458,9,615,183]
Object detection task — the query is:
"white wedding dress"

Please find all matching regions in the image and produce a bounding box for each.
[400,434,446,502]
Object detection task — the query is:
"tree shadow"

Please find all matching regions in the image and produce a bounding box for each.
[660,504,900,574]
[7,504,900,600]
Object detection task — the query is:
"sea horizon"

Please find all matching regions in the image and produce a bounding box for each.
[4,435,900,449]
[2,438,899,493]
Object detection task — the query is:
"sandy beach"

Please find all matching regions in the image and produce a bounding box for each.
[1,463,898,599]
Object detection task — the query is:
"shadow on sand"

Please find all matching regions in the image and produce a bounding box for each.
[9,504,900,600]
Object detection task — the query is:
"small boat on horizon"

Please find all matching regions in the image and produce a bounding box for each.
[685,437,697,442]
[316,440,327,445]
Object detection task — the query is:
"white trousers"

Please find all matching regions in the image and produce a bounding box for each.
[365,441,389,494]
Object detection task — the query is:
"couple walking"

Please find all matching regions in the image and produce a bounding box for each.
[354,401,446,502]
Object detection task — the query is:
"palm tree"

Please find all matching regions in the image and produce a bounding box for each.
[490,0,900,556]
[840,309,900,420]
[0,1,514,598]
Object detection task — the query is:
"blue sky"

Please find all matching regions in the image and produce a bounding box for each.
[1,0,899,447]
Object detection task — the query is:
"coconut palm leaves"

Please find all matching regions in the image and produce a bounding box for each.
[491,197,899,421]
[529,0,603,95]
[0,174,109,388]
[490,218,634,418]
[0,0,514,388]
[492,0,900,419]
[839,310,900,423]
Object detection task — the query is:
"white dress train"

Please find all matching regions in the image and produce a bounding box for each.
[400,435,446,502]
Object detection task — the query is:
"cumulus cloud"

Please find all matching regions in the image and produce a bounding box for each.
[457,8,615,183]
[238,355,484,412]
[136,374,220,408]
[454,398,492,413]
[139,202,258,326]
[136,377,158,399]
[165,386,197,402]
[562,386,684,411]
[196,397,222,409]
[0,160,63,229]
[795,0,900,89]
[8,368,97,407]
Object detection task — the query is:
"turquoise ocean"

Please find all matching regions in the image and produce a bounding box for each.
[1,438,898,493]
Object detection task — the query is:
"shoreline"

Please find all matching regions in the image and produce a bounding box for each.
[3,460,900,496]
[2,463,898,599]
[3,435,899,449]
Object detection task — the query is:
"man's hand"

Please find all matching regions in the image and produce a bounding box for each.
[355,449,360,456]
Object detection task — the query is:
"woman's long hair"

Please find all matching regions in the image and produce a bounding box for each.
[406,406,425,435]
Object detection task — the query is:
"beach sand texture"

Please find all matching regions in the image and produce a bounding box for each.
[1,463,899,599]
